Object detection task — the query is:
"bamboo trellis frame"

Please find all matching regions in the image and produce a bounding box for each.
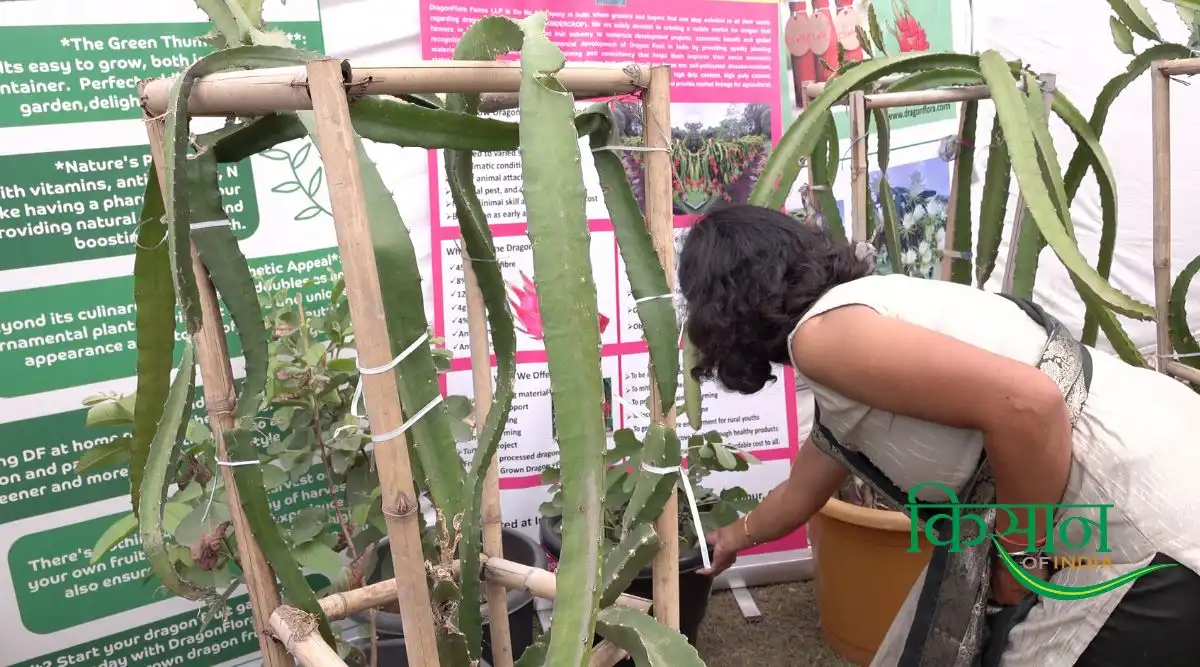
[1150,58,1200,385]
[800,76,1053,292]
[138,57,674,667]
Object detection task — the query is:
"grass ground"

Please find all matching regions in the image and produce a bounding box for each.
[696,580,854,666]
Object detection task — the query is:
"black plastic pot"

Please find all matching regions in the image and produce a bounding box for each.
[349,528,543,666]
[538,516,714,665]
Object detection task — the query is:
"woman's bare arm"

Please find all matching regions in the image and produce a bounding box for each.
[790,304,1073,545]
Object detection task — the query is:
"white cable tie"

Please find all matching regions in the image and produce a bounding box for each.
[191,219,232,230]
[641,462,710,570]
[611,392,650,419]
[1155,350,1200,358]
[216,460,261,467]
[371,394,445,444]
[635,293,673,304]
[591,145,670,153]
[352,333,431,419]
[330,423,364,440]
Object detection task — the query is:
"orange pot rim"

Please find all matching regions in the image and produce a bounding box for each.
[818,496,912,532]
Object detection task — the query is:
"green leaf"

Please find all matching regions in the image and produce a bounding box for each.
[90,512,137,564]
[979,51,1152,319]
[77,436,132,476]
[713,443,738,471]
[85,400,134,428]
[681,335,704,431]
[519,13,608,666]
[1105,0,1160,40]
[290,507,327,545]
[595,605,705,667]
[1109,16,1136,54]
[294,541,344,580]
[975,113,1011,287]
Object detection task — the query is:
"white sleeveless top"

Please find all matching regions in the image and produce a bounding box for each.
[787,274,1200,667]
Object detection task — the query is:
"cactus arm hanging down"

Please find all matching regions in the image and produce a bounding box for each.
[518,12,607,667]
[599,522,661,608]
[351,95,524,151]
[1008,72,1051,300]
[442,15,525,660]
[682,334,702,431]
[137,341,219,609]
[198,113,308,162]
[621,425,680,532]
[161,45,317,332]
[872,108,905,275]
[974,114,1011,287]
[809,111,845,242]
[586,103,679,413]
[978,51,1152,320]
[1169,255,1200,371]
[887,69,984,92]
[129,167,176,517]
[948,102,978,285]
[594,605,705,667]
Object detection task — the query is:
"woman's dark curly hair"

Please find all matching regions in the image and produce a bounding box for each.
[678,204,874,395]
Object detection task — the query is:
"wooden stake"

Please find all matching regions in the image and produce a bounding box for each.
[318,557,652,621]
[1165,360,1200,384]
[939,103,972,282]
[139,62,653,117]
[642,65,680,632]
[1158,57,1200,76]
[268,606,349,667]
[588,641,629,667]
[305,58,441,667]
[848,91,869,243]
[1001,75,1056,294]
[140,111,291,667]
[804,78,1026,108]
[462,253,513,666]
[1152,62,1173,373]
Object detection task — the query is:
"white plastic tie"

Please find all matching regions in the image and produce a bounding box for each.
[191,219,232,230]
[591,145,670,153]
[351,333,431,420]
[371,394,445,444]
[216,460,261,467]
[611,391,650,419]
[635,293,673,304]
[642,462,711,570]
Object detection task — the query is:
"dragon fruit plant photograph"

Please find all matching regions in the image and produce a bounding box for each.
[610,101,772,216]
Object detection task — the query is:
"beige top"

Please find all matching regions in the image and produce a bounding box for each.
[788,274,1200,667]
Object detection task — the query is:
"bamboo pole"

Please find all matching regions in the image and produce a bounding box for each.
[939,103,973,281]
[1001,74,1056,293]
[318,556,652,621]
[803,79,1024,109]
[848,91,869,242]
[304,58,441,667]
[478,91,611,114]
[1152,62,1173,374]
[140,111,291,667]
[588,641,629,667]
[140,62,652,117]
[268,606,349,667]
[642,65,680,632]
[1165,361,1200,385]
[1158,57,1200,76]
[462,252,513,666]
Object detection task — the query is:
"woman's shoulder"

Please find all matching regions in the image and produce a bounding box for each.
[802,273,947,321]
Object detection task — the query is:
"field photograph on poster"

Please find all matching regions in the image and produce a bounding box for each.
[610,101,772,216]
[779,0,956,133]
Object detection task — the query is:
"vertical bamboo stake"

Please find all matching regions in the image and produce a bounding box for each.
[462,257,514,666]
[848,91,869,242]
[304,58,441,667]
[1152,62,1173,373]
[939,104,972,282]
[642,65,680,631]
[141,112,291,667]
[1001,74,1056,293]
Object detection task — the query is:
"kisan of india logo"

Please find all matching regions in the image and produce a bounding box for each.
[904,481,1176,601]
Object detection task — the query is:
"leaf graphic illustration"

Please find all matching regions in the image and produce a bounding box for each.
[292,142,312,168]
[307,167,324,195]
[272,181,302,194]
[993,539,1177,601]
[295,205,323,221]
[259,148,290,161]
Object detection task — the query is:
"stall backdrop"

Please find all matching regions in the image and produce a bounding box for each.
[2,0,1194,665]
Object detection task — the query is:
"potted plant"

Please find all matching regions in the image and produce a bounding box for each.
[537,425,760,660]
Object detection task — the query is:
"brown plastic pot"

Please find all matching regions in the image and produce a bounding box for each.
[808,497,933,666]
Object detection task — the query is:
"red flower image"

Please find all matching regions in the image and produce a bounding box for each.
[888,0,929,52]
[507,271,610,340]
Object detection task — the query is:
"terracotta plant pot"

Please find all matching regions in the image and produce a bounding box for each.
[808,497,933,666]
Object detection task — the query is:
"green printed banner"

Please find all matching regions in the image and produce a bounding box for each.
[0,22,323,128]
[9,474,333,635]
[0,147,259,271]
[0,246,342,397]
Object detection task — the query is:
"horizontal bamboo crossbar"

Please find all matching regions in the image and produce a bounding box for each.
[140,61,651,116]
[803,79,1028,108]
[1158,57,1200,76]
[318,555,652,622]
[1165,361,1200,385]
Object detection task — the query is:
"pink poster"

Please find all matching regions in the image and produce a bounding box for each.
[422,0,805,556]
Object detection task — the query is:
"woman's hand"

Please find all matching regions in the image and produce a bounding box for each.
[697,518,751,578]
[990,554,1048,606]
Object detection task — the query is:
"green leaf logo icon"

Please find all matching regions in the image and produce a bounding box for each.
[993,538,1177,601]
